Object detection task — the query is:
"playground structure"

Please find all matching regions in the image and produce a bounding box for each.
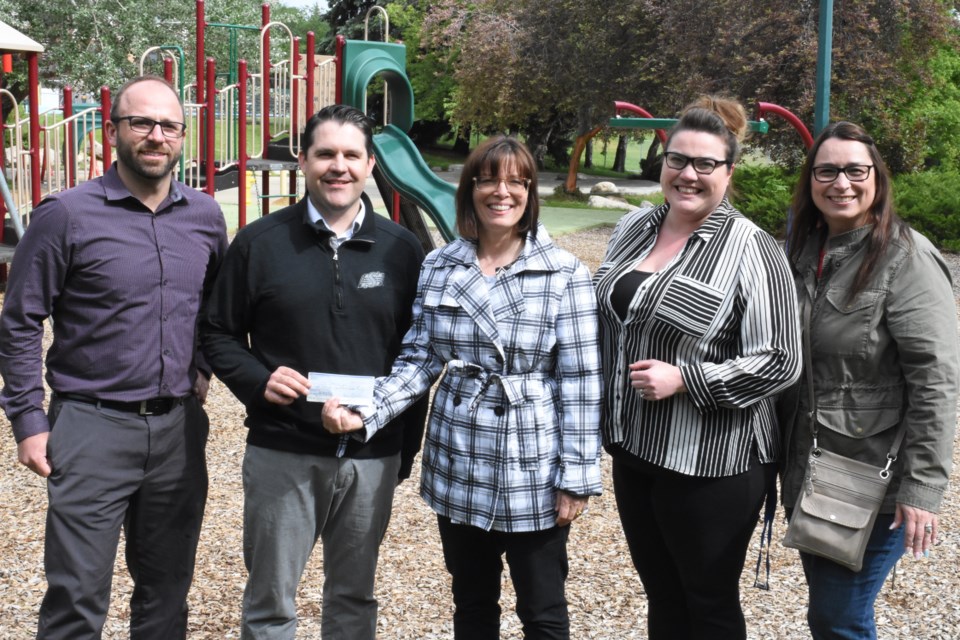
[1,3,822,269]
[565,100,814,193]
[0,2,458,273]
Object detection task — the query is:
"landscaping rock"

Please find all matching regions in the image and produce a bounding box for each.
[590,181,619,195]
[587,195,634,210]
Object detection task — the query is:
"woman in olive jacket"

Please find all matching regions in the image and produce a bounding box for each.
[779,121,959,640]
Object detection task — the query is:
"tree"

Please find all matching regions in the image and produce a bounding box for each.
[320,0,386,50]
[414,0,958,175]
[0,0,269,120]
[383,0,456,144]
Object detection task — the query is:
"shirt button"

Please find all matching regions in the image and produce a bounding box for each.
[163,349,171,356]
[493,406,505,417]
[452,395,462,407]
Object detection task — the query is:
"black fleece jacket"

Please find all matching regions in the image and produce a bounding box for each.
[201,194,428,478]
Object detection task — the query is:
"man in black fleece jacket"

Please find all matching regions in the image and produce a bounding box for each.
[201,104,427,640]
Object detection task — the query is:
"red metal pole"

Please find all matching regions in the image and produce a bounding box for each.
[196,0,205,106]
[205,58,216,196]
[613,100,667,145]
[163,58,174,85]
[335,35,345,105]
[756,101,814,150]
[100,86,112,170]
[261,3,271,215]
[306,31,315,118]
[293,36,300,138]
[28,52,40,207]
[63,86,74,188]
[238,59,248,228]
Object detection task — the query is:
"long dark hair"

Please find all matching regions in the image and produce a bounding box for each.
[788,121,909,298]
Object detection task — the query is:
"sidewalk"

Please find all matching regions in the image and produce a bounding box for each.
[215,169,661,237]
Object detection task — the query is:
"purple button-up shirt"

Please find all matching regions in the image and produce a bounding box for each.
[0,165,227,442]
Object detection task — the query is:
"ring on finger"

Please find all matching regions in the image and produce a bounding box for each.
[924,523,934,534]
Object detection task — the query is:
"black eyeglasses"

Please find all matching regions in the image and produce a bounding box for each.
[114,115,186,139]
[811,164,874,183]
[663,152,732,175]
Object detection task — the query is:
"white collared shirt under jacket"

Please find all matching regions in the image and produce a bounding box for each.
[364,224,603,532]
[594,200,802,477]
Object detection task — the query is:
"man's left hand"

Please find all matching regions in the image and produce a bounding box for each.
[194,372,210,404]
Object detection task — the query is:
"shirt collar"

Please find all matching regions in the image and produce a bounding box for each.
[101,162,184,211]
[434,223,561,273]
[306,197,365,241]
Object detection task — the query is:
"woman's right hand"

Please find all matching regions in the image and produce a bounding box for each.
[893,503,938,559]
[322,397,364,434]
[629,359,687,401]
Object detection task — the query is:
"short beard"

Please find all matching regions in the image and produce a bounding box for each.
[116,139,181,180]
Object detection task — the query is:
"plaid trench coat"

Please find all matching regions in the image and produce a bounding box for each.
[366,225,603,532]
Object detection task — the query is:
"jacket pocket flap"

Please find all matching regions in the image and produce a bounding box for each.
[817,405,901,439]
[825,287,881,313]
[798,492,873,529]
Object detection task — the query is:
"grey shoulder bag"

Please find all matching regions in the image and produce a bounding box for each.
[782,300,906,572]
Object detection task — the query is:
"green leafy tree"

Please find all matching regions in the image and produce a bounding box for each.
[0,0,270,119]
[320,0,387,49]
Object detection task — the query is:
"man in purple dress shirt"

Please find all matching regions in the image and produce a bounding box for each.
[0,76,227,639]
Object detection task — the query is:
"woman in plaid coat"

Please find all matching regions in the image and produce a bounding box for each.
[324,136,603,639]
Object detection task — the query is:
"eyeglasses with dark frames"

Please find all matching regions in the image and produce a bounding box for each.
[473,176,531,195]
[114,115,186,139]
[663,152,732,175]
[811,164,874,183]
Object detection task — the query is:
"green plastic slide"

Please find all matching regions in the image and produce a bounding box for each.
[372,124,457,241]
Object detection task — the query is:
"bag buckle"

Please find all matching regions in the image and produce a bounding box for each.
[881,454,896,479]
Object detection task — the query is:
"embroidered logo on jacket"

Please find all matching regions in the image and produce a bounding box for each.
[358,271,385,289]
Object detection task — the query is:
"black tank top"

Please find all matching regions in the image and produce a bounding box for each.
[611,270,652,321]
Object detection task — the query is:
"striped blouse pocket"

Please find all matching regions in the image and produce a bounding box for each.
[654,275,725,338]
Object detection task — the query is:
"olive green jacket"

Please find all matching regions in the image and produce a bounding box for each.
[779,225,959,514]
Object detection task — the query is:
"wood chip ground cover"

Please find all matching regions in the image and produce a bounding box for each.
[1,225,958,638]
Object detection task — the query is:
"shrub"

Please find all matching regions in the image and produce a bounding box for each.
[730,164,796,238]
[894,169,960,252]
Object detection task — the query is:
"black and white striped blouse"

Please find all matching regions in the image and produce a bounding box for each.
[594,200,802,477]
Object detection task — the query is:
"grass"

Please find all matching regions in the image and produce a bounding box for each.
[565,133,659,176]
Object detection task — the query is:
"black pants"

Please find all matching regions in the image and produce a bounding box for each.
[612,453,770,640]
[437,516,570,640]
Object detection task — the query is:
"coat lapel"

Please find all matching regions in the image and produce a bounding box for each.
[445,244,503,348]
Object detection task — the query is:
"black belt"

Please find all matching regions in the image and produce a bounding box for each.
[57,393,185,416]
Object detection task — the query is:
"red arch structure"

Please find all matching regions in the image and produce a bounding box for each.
[756,101,814,149]
[565,101,667,193]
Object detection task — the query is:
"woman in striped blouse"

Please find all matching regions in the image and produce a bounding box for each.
[593,96,802,639]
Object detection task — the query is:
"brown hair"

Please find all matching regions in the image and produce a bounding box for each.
[787,121,909,299]
[455,136,539,239]
[665,95,748,164]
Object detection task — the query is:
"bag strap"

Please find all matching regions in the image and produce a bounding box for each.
[800,290,908,468]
